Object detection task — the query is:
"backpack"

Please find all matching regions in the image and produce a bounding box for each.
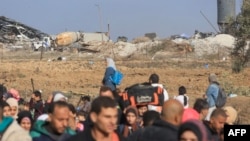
[215,86,227,108]
[121,83,164,108]
[110,70,124,85]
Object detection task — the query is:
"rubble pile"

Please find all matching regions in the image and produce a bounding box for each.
[0,16,237,60]
[0,16,48,43]
[190,34,235,57]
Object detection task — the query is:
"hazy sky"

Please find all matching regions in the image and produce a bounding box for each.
[0,0,243,41]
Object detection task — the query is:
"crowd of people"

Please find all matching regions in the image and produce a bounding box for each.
[0,57,239,141]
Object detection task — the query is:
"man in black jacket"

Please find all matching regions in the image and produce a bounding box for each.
[30,90,44,120]
[203,108,227,141]
[67,96,126,141]
[137,99,184,141]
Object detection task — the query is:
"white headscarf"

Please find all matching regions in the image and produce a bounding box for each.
[106,58,116,70]
[6,97,19,119]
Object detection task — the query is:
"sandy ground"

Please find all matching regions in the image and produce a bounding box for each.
[0,57,250,124]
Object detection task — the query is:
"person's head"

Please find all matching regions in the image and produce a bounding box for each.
[149,73,159,84]
[175,86,188,108]
[68,103,76,117]
[222,106,238,125]
[33,90,42,102]
[82,96,90,103]
[0,101,11,117]
[48,101,70,134]
[208,73,218,84]
[210,108,227,133]
[178,119,208,141]
[17,111,33,131]
[90,96,118,135]
[6,98,18,118]
[53,93,68,102]
[77,111,87,122]
[125,106,138,125]
[142,110,160,127]
[179,86,186,95]
[137,105,148,117]
[193,98,209,120]
[162,99,184,126]
[99,86,114,99]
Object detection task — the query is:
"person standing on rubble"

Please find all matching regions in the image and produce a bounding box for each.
[102,57,117,92]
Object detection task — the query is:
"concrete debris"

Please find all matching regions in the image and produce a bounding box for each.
[0,16,238,59]
[190,34,235,57]
[113,41,162,57]
[0,16,48,43]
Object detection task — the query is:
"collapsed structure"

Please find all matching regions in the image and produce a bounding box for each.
[0,16,48,43]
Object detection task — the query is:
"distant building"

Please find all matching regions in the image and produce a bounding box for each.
[84,32,109,42]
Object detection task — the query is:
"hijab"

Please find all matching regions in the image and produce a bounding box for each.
[123,106,139,137]
[223,106,238,125]
[106,58,116,70]
[178,119,208,141]
[6,98,19,119]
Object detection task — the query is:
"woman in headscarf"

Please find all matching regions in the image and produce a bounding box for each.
[102,57,117,92]
[222,106,238,125]
[6,98,19,119]
[17,111,34,131]
[118,106,140,137]
[178,119,208,141]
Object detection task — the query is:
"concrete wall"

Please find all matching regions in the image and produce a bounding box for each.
[84,33,109,43]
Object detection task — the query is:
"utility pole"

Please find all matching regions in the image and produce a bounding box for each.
[95,4,103,42]
[108,23,110,40]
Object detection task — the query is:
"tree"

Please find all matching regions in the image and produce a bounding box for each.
[231,0,250,73]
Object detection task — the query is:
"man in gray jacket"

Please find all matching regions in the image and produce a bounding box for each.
[0,101,32,141]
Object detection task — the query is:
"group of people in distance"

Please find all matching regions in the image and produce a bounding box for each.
[0,57,238,141]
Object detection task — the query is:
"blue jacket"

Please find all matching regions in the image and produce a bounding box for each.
[30,120,76,141]
[206,83,219,107]
[102,67,116,91]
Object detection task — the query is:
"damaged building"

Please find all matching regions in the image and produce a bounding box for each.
[0,16,48,44]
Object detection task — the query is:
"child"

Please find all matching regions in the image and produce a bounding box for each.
[174,86,189,109]
[75,111,87,132]
[118,106,140,137]
[76,111,87,122]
